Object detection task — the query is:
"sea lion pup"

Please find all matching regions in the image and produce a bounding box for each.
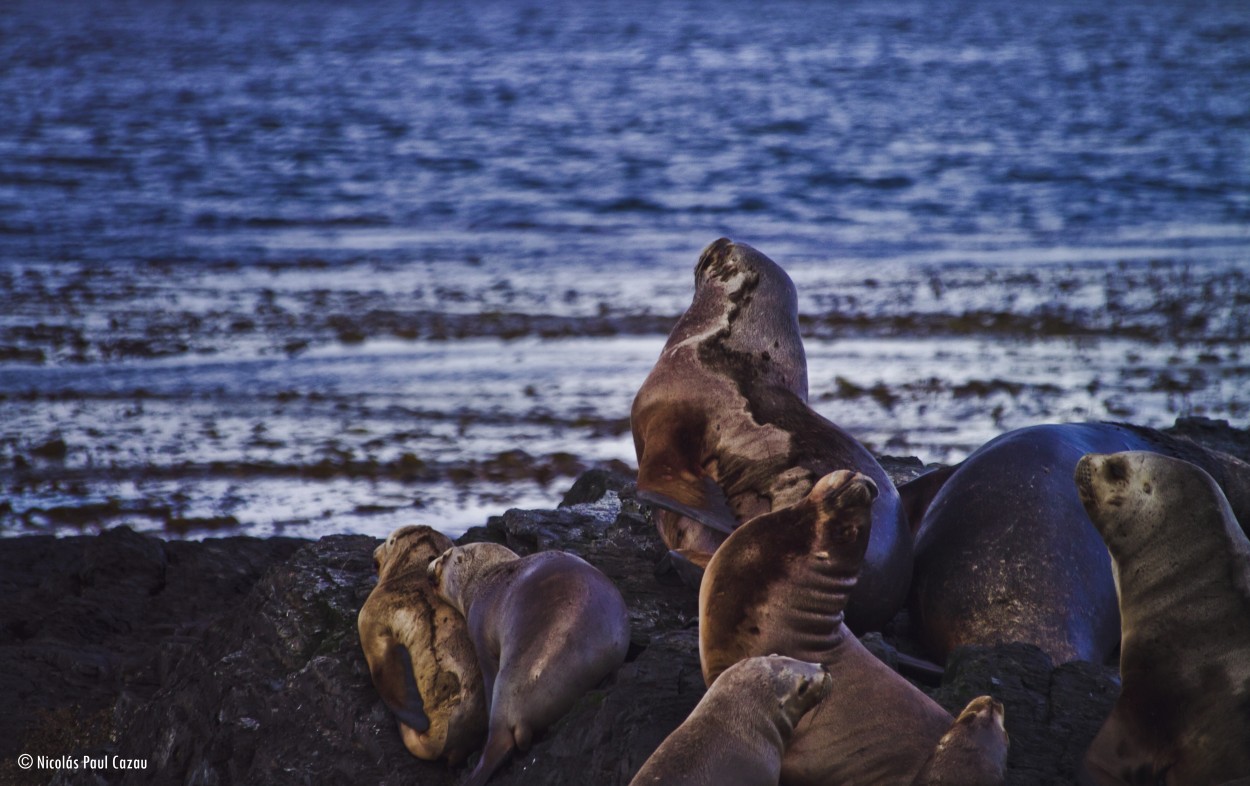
[631,237,912,632]
[1076,451,1250,786]
[901,421,1250,666]
[429,543,631,786]
[629,655,830,786]
[700,470,952,785]
[911,696,1009,786]
[357,525,487,763]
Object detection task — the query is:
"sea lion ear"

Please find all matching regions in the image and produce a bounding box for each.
[373,642,430,733]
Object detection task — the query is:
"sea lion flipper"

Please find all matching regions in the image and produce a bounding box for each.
[374,641,430,733]
[636,477,738,534]
[897,463,961,535]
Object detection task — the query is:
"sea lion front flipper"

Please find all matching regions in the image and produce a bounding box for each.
[897,463,961,535]
[373,641,430,733]
[636,475,738,535]
[635,414,739,534]
[1082,709,1154,786]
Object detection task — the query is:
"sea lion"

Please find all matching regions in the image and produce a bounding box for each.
[1076,451,1250,786]
[631,237,912,631]
[911,696,1009,786]
[429,543,631,786]
[357,525,487,763]
[629,655,831,786]
[903,421,1250,665]
[699,469,952,785]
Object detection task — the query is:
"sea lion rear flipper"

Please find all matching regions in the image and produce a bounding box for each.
[636,476,738,534]
[897,463,961,535]
[374,641,430,733]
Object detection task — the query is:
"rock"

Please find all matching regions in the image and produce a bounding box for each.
[931,643,1120,786]
[1167,416,1250,463]
[0,531,303,786]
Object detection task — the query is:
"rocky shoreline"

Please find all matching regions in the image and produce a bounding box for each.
[2,417,1247,786]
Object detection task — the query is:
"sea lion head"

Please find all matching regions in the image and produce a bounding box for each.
[761,656,833,733]
[682,238,807,396]
[692,237,799,330]
[374,525,455,582]
[700,470,878,685]
[913,695,1009,786]
[428,542,520,614]
[952,695,1007,740]
[1075,451,1214,562]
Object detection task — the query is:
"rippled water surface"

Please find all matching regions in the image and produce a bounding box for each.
[3,0,1249,537]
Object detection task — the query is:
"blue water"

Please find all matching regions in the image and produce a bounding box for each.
[2,0,1249,538]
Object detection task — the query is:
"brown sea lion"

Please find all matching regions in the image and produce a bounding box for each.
[911,695,1009,786]
[628,655,831,786]
[903,422,1250,665]
[699,470,952,785]
[357,525,487,763]
[1076,451,1250,786]
[429,543,631,786]
[632,237,912,631]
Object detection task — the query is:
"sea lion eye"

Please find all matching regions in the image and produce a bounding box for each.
[1105,458,1129,482]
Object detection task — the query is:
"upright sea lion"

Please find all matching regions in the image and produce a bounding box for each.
[357,525,487,763]
[1076,451,1250,785]
[632,237,912,631]
[629,655,831,786]
[911,696,1009,786]
[699,470,952,785]
[903,422,1250,665]
[429,543,631,786]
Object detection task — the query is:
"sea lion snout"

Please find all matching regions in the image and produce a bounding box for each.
[428,549,450,585]
[811,470,878,509]
[695,237,738,283]
[798,667,832,702]
[1074,454,1097,504]
[1076,453,1134,518]
[957,695,1005,732]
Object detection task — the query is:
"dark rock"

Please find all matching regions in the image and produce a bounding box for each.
[0,530,303,786]
[559,467,637,507]
[932,643,1119,786]
[1167,416,1250,463]
[878,454,931,485]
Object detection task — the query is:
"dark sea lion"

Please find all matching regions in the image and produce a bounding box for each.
[1076,451,1250,786]
[429,543,631,786]
[903,421,1250,665]
[628,655,831,786]
[357,525,487,763]
[632,237,912,631]
[911,695,1009,786]
[699,470,952,785]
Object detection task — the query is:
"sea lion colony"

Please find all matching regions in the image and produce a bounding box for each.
[358,239,1250,785]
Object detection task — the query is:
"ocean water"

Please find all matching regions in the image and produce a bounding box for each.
[2,0,1248,538]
